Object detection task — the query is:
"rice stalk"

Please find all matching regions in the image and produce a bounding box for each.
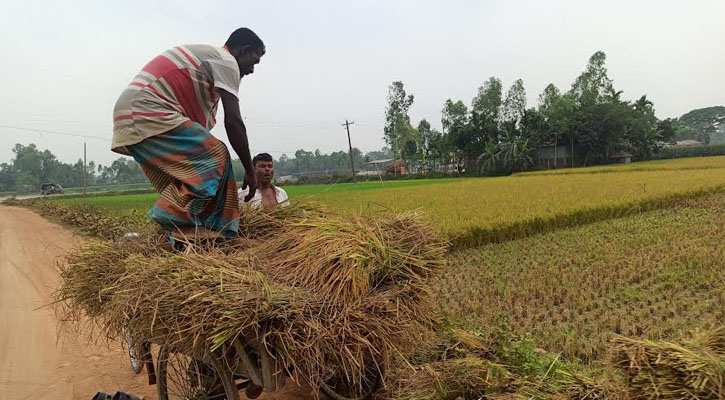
[610,326,725,400]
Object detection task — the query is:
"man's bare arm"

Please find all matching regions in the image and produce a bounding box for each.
[219,89,257,201]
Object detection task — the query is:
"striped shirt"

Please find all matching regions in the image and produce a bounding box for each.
[112,45,240,155]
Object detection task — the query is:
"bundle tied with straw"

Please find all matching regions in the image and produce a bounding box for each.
[610,326,725,400]
[257,208,446,306]
[392,357,514,400]
[56,202,447,393]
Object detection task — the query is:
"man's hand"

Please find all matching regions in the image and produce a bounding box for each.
[243,168,258,202]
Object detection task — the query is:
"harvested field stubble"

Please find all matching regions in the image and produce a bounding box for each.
[439,193,725,362]
[57,204,447,393]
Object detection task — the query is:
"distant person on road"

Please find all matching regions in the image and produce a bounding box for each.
[239,153,288,208]
[111,28,265,238]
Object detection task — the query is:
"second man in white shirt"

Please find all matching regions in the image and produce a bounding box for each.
[239,153,289,208]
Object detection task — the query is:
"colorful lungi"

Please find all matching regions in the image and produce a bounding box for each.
[127,121,239,236]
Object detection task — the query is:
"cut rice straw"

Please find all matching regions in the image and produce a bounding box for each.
[610,326,725,400]
[56,202,447,394]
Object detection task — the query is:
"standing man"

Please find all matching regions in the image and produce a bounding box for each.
[111,28,264,238]
[240,153,288,207]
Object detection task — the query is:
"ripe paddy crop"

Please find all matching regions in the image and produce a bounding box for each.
[514,155,725,176]
[313,168,725,246]
[58,158,725,247]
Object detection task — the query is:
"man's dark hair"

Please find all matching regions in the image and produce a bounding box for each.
[253,153,273,166]
[226,28,265,55]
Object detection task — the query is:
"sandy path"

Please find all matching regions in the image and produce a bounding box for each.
[0,206,155,399]
[0,206,314,400]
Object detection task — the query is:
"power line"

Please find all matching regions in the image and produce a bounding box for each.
[0,124,299,153]
[0,124,111,141]
[245,121,339,130]
[0,123,376,157]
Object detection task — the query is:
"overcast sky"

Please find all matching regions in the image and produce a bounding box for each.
[1,0,723,165]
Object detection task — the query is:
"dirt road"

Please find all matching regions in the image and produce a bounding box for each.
[0,206,155,400]
[0,206,313,400]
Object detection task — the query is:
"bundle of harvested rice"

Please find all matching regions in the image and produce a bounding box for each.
[58,240,129,321]
[257,210,447,305]
[237,201,325,240]
[610,326,725,400]
[392,356,625,400]
[33,201,150,240]
[387,327,507,400]
[57,233,171,321]
[523,369,624,400]
[57,205,447,393]
[390,326,624,400]
[393,357,514,400]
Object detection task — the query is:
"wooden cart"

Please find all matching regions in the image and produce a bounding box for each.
[126,329,379,400]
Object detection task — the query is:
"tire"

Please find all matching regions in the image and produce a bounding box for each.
[124,326,143,374]
[156,345,240,400]
[319,372,380,400]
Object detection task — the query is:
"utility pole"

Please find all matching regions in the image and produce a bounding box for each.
[83,142,87,203]
[342,119,356,177]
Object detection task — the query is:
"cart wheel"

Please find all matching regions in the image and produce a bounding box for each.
[319,371,380,400]
[157,345,240,400]
[124,325,143,374]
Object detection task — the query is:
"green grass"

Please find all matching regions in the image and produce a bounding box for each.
[59,193,159,213]
[59,178,457,213]
[280,178,457,195]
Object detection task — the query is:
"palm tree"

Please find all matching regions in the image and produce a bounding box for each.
[498,132,534,172]
[477,140,499,174]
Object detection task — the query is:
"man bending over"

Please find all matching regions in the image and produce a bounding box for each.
[111,28,265,238]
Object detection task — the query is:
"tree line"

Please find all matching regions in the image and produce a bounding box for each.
[383,51,677,173]
[0,144,146,193]
[268,147,393,177]
[0,141,395,193]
